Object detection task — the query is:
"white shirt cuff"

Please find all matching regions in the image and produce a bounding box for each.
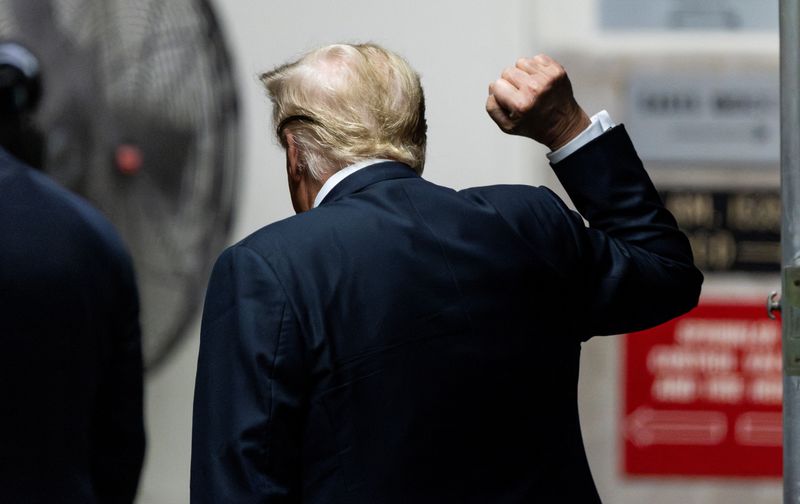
[546,110,616,164]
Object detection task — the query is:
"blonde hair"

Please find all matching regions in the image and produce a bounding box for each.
[260,43,427,181]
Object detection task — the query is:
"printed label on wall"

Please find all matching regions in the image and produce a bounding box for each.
[660,189,780,273]
[601,0,778,31]
[626,74,779,164]
[624,302,781,477]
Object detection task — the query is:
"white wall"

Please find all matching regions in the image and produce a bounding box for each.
[138,1,782,502]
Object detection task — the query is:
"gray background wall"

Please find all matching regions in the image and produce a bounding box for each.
[136,1,782,502]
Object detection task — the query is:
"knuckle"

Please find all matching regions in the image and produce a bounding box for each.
[529,75,547,91]
[513,97,529,112]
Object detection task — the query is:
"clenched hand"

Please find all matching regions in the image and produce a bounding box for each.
[486,54,590,151]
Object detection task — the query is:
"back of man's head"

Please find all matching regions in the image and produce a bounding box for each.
[261,43,427,181]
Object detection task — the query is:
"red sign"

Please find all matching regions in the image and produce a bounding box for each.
[623,302,782,477]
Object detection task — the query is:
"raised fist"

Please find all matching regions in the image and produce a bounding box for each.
[486,54,590,151]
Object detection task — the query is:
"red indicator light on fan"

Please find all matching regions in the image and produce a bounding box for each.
[115,144,143,175]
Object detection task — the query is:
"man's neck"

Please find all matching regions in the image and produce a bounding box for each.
[312,158,392,208]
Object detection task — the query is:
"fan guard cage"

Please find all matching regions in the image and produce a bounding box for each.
[0,0,240,370]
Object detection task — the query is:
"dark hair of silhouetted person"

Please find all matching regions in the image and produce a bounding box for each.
[0,41,44,169]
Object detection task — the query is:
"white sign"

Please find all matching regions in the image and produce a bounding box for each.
[625,74,779,164]
[601,0,778,31]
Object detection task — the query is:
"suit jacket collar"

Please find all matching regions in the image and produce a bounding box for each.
[318,161,419,206]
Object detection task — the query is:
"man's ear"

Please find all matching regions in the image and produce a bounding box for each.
[285,132,303,182]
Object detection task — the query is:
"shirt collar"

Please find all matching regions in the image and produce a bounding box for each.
[313,158,392,208]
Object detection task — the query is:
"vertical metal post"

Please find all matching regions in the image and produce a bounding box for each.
[781,1,800,502]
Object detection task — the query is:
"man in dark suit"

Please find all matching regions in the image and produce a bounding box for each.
[0,42,145,503]
[191,44,702,503]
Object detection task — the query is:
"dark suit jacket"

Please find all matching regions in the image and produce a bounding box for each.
[191,126,702,503]
[0,148,145,503]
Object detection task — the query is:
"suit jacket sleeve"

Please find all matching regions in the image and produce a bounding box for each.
[91,245,146,503]
[476,125,702,339]
[191,244,306,503]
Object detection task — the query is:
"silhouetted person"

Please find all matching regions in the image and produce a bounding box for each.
[0,42,145,503]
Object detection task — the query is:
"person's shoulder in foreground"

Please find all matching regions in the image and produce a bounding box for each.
[0,147,145,503]
[0,147,129,258]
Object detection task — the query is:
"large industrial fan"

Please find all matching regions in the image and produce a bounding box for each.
[0,0,240,370]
